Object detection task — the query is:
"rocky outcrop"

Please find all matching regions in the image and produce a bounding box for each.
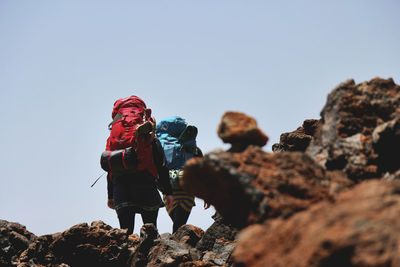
[231,179,400,267]
[195,213,238,253]
[217,111,268,152]
[183,77,400,266]
[0,220,234,267]
[182,146,352,228]
[0,220,36,266]
[307,77,400,181]
[272,119,320,152]
[15,221,136,267]
[129,223,159,267]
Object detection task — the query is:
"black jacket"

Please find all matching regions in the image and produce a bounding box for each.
[107,138,173,204]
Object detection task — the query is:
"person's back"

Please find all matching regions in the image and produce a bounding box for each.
[101,96,173,235]
[156,116,205,233]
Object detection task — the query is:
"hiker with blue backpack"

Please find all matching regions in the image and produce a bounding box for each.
[100,96,174,235]
[156,116,210,233]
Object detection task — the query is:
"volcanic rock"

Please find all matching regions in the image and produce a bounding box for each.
[272,119,321,152]
[147,238,194,266]
[0,220,37,266]
[128,223,159,267]
[16,221,136,267]
[172,224,204,248]
[307,77,400,180]
[372,117,400,173]
[195,213,238,253]
[182,146,352,229]
[202,238,237,266]
[217,111,268,152]
[231,179,400,267]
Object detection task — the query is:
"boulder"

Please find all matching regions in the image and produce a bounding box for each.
[17,220,135,267]
[147,238,198,266]
[272,119,320,152]
[202,238,236,266]
[182,146,352,228]
[307,77,400,180]
[128,223,159,267]
[195,213,238,252]
[0,220,37,266]
[217,111,268,152]
[231,179,400,267]
[172,224,204,248]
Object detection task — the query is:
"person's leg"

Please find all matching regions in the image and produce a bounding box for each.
[172,205,191,233]
[140,209,159,228]
[116,207,136,235]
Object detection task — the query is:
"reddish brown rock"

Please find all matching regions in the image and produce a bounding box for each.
[273,119,321,152]
[307,77,400,180]
[18,232,63,266]
[16,221,136,267]
[231,179,400,267]
[195,212,238,254]
[172,224,204,248]
[129,223,159,267]
[146,238,195,266]
[0,220,37,266]
[1,219,231,267]
[201,238,237,266]
[217,111,268,152]
[182,146,352,229]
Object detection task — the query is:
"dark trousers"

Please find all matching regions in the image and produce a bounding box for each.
[116,206,158,235]
[169,205,191,233]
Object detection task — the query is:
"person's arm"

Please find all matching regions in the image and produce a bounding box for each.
[107,173,115,209]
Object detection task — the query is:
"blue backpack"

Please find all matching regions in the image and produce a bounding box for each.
[156,116,198,189]
[156,116,198,169]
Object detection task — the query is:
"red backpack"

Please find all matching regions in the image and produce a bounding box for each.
[105,96,157,178]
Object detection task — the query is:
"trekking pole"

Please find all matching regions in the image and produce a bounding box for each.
[91,172,106,187]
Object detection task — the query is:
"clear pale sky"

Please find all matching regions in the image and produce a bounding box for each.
[1,1,399,235]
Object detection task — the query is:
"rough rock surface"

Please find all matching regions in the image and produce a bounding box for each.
[0,220,36,266]
[307,77,400,180]
[129,223,159,267]
[182,146,352,228]
[272,119,320,152]
[195,213,238,256]
[0,220,234,267]
[172,224,205,248]
[19,221,135,267]
[217,111,268,152]
[231,179,400,267]
[202,238,237,266]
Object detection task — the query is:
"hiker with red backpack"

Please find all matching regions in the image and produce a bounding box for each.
[100,96,173,235]
[156,116,210,233]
